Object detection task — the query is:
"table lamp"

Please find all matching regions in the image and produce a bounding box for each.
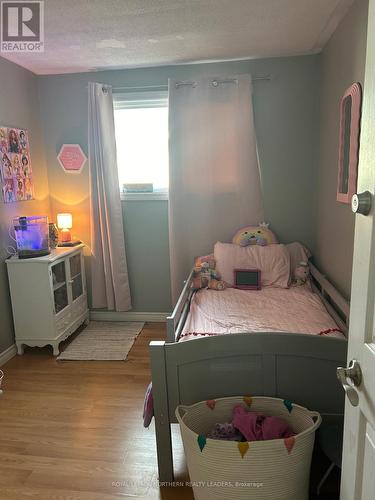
[57,213,81,247]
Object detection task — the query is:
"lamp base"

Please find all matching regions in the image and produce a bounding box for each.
[58,240,82,247]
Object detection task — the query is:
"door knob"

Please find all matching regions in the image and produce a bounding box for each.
[351,191,372,215]
[337,359,362,407]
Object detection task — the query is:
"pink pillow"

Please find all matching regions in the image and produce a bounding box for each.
[214,242,290,288]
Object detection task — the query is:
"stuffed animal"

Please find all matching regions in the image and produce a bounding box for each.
[292,261,310,286]
[192,254,226,291]
[232,222,278,247]
[208,279,226,291]
[195,254,216,270]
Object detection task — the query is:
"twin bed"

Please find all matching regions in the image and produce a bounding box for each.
[149,244,349,481]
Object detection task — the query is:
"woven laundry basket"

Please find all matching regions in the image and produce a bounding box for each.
[176,396,321,500]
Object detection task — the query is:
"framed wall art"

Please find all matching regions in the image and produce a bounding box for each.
[336,83,362,204]
[0,126,34,203]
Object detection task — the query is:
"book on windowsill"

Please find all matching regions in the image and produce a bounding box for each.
[123,183,153,193]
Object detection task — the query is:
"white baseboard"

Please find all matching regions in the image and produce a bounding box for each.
[0,344,17,366]
[89,310,169,322]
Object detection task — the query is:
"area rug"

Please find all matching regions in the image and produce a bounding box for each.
[57,321,144,361]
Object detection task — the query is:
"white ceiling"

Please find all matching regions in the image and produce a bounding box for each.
[2,0,354,75]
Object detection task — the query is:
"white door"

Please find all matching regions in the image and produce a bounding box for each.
[340,1,375,498]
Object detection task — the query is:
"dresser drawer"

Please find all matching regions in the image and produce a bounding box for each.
[71,294,88,315]
[56,311,72,334]
[55,294,88,334]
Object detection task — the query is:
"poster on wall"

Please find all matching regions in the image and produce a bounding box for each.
[0,126,34,203]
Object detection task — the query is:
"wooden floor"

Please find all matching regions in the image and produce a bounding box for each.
[0,323,193,499]
[0,322,340,499]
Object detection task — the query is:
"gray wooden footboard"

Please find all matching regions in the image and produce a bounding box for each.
[150,333,347,481]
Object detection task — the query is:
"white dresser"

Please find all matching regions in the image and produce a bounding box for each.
[6,244,89,356]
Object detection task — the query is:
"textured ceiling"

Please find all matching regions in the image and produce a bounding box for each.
[1,0,354,75]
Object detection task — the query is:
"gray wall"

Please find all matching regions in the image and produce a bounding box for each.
[123,201,170,312]
[0,57,50,353]
[37,55,320,312]
[313,0,369,299]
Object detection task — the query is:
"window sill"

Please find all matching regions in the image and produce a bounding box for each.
[120,192,169,201]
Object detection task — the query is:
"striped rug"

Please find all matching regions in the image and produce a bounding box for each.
[57,321,144,361]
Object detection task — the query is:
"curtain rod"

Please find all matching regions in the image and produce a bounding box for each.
[111,75,271,93]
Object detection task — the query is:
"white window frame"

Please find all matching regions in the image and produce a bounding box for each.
[113,91,169,201]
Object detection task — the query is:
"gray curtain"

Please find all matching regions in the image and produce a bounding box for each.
[168,75,264,303]
[88,82,131,311]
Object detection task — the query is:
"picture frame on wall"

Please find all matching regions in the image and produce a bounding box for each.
[0,126,34,203]
[336,83,362,204]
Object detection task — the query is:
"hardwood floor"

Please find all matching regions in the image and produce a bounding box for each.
[0,323,194,499]
[0,322,340,499]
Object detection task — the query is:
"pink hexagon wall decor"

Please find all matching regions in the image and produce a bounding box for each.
[57,144,87,173]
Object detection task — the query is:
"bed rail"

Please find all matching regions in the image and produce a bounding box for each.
[166,268,195,342]
[309,262,350,336]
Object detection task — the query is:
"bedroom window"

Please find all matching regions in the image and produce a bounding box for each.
[113,91,169,200]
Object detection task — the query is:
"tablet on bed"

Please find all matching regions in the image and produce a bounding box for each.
[234,268,261,290]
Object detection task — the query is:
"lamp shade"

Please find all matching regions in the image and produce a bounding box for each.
[57,213,73,230]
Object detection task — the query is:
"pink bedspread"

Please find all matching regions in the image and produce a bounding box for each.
[180,285,343,341]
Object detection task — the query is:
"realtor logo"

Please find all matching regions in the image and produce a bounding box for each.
[1,1,44,52]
